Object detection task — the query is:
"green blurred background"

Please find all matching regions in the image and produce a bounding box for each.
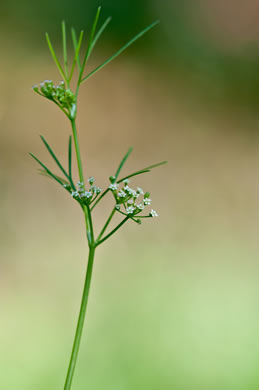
[2,1,259,389]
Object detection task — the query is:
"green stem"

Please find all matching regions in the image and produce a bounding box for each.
[96,216,129,246]
[90,188,108,210]
[84,204,94,245]
[70,117,95,249]
[70,118,84,184]
[63,117,96,389]
[64,245,96,389]
[96,207,116,242]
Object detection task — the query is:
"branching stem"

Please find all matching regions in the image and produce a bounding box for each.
[96,207,116,242]
[96,216,129,246]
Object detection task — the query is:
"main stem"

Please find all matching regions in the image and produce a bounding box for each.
[70,118,84,184]
[64,116,96,389]
[64,245,96,389]
[70,117,93,243]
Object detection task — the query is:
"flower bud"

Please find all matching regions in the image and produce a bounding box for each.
[109,176,116,183]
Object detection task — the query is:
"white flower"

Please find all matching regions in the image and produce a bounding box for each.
[125,187,137,197]
[127,199,134,205]
[115,204,121,210]
[123,179,130,184]
[109,183,119,191]
[81,191,93,199]
[71,191,79,197]
[88,177,95,184]
[77,181,84,188]
[126,206,136,215]
[137,187,144,194]
[144,198,151,205]
[118,190,126,198]
[136,203,144,210]
[150,209,158,217]
[90,185,101,194]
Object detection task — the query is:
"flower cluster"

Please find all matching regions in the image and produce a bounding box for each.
[33,80,76,112]
[69,177,102,205]
[108,178,158,219]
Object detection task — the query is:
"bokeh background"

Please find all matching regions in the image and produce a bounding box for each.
[1,1,259,389]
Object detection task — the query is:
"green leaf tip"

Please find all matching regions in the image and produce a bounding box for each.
[115,146,133,180]
[145,160,167,170]
[81,18,160,83]
[90,16,112,55]
[45,32,66,81]
[62,20,69,79]
[39,134,75,189]
[71,29,84,76]
[37,169,70,185]
[85,7,101,60]
[30,152,62,182]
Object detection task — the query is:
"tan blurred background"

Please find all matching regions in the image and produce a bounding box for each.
[1,1,259,389]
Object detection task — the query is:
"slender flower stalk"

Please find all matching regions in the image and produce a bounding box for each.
[30,7,166,389]
[96,207,116,242]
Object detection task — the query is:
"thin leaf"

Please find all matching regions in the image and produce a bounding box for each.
[45,33,66,81]
[114,146,133,181]
[38,169,70,186]
[70,29,84,78]
[68,135,72,179]
[81,20,159,83]
[30,153,64,187]
[96,216,129,246]
[40,135,75,189]
[118,161,167,183]
[88,16,112,58]
[141,160,167,170]
[117,169,150,183]
[71,27,81,70]
[80,6,101,80]
[40,135,68,178]
[62,21,69,79]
